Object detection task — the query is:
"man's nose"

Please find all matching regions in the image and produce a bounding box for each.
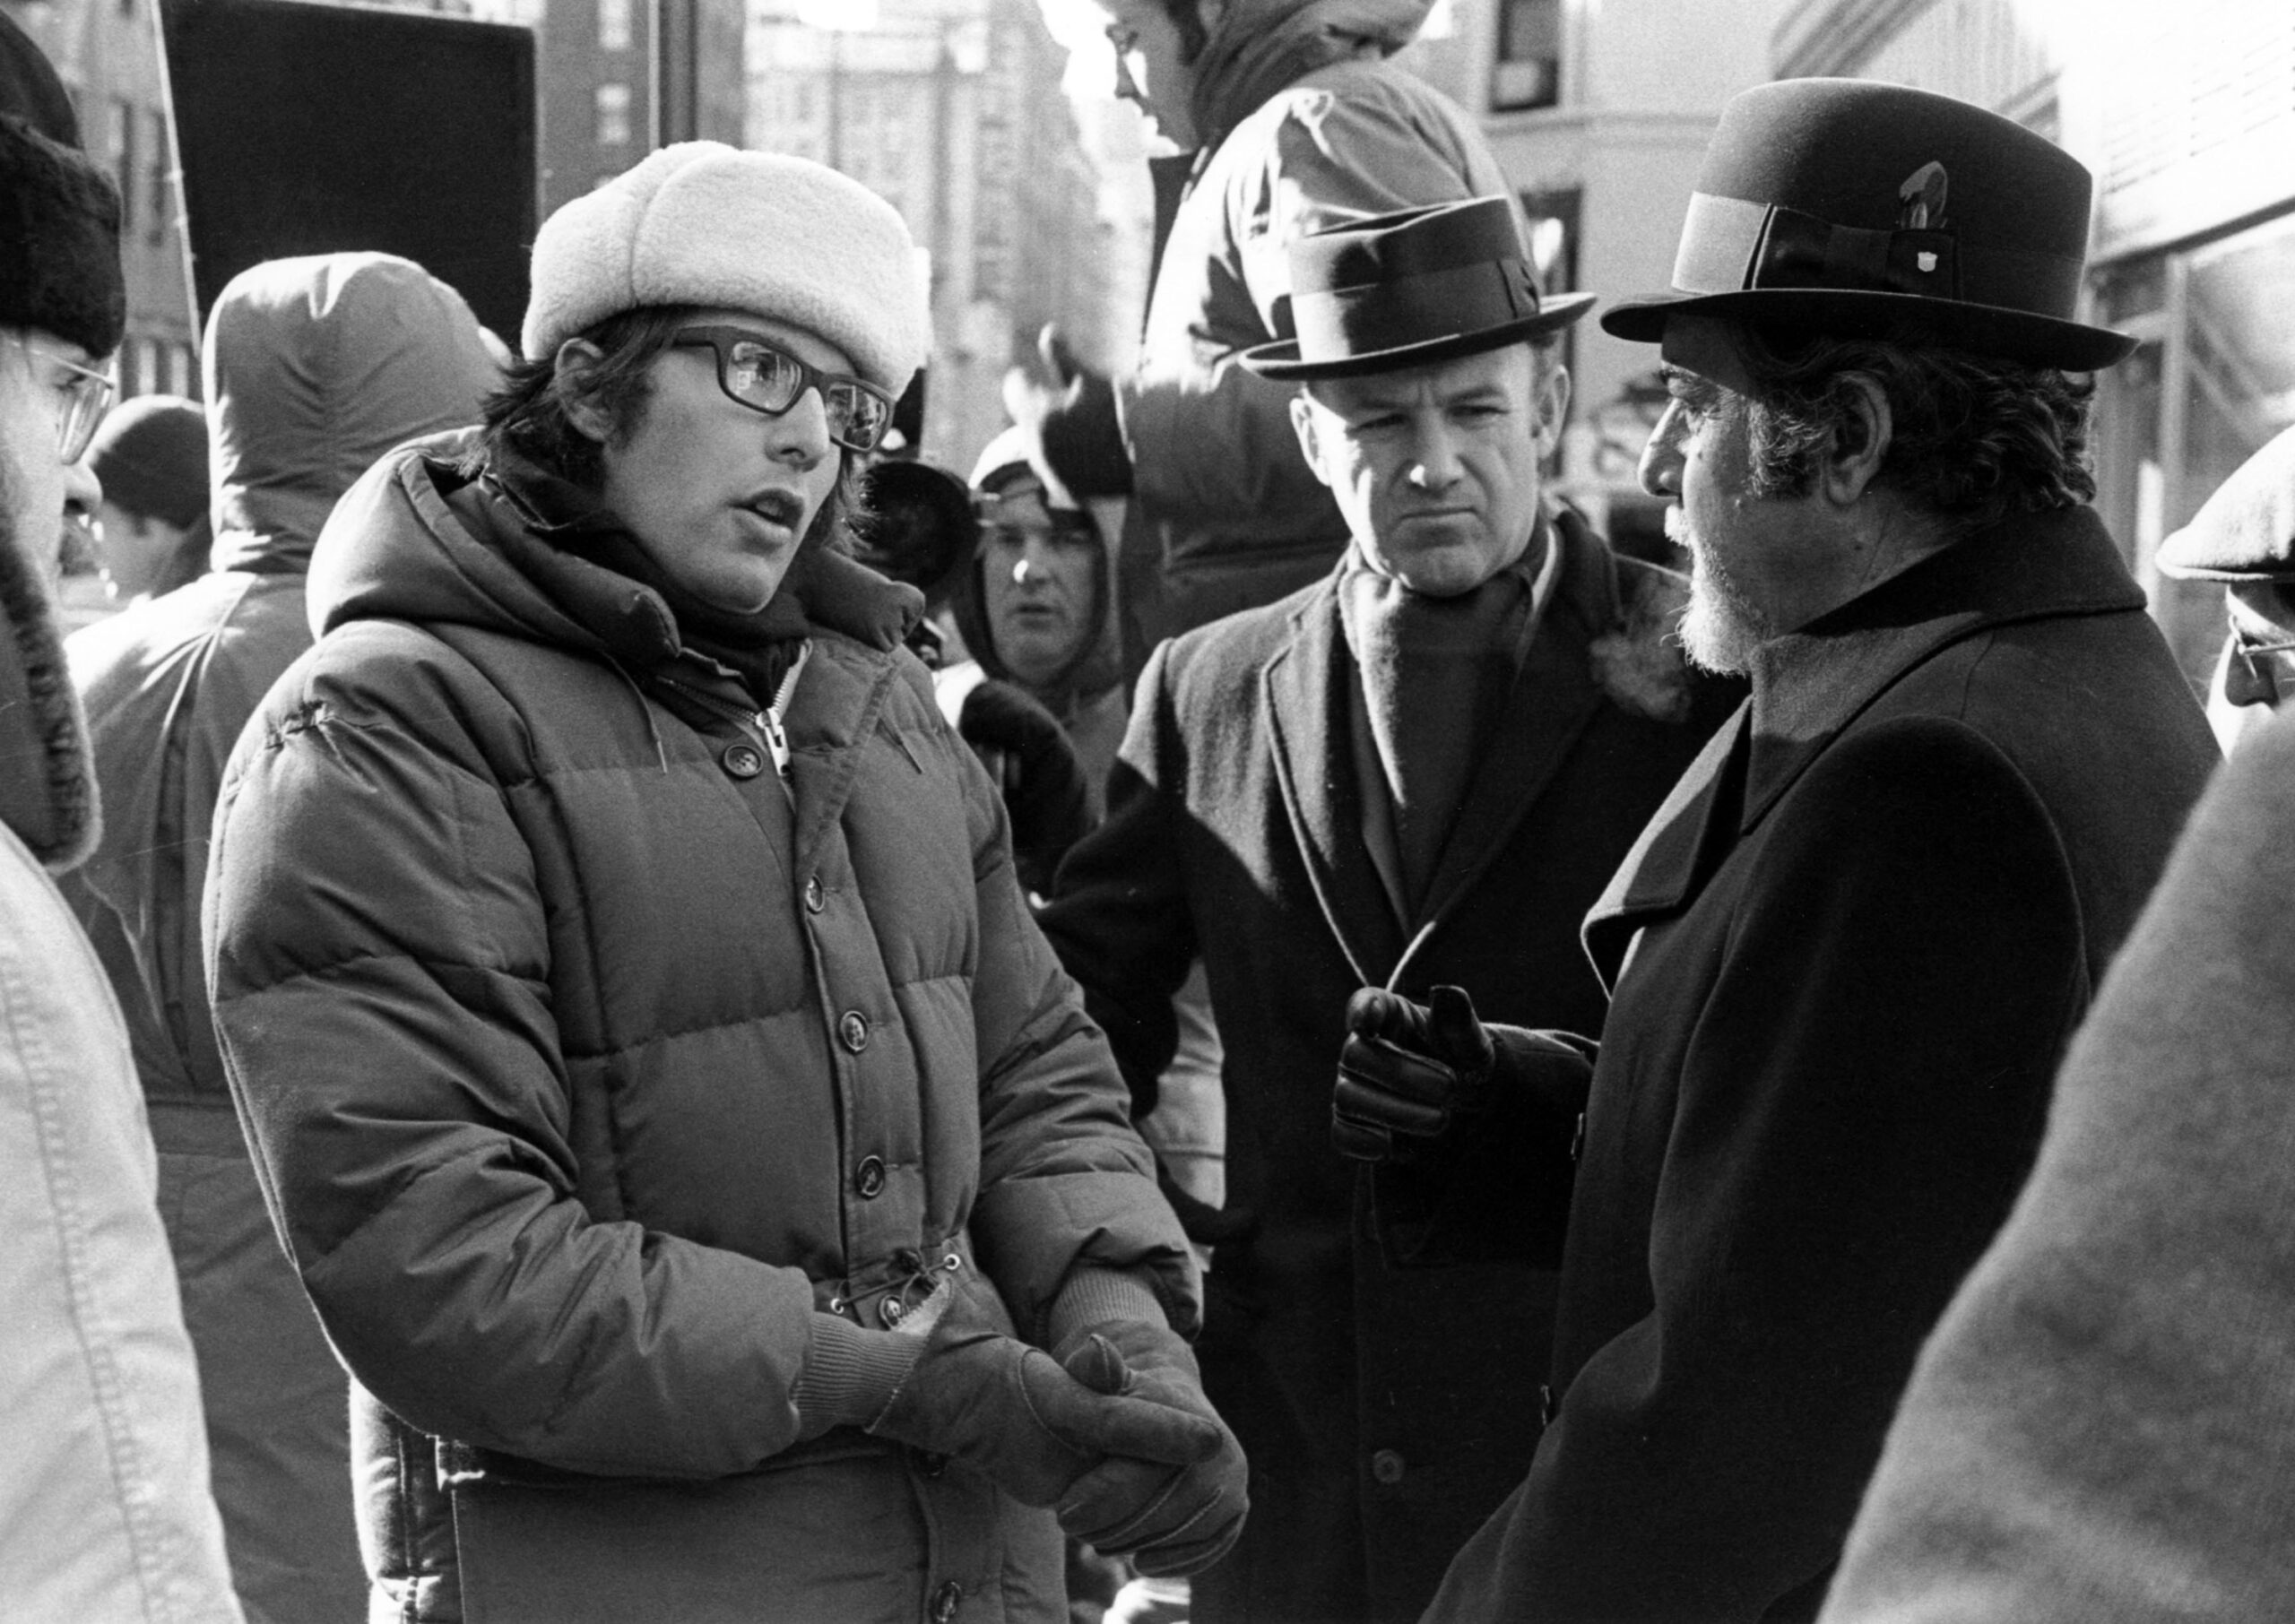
[1407,419,1463,490]
[1012,536,1054,585]
[1638,404,1686,499]
[63,452,101,516]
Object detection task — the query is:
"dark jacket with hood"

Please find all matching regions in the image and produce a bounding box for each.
[204,429,1199,1622]
[64,251,501,1624]
[1112,0,1522,669]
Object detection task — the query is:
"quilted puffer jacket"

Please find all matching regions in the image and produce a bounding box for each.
[204,431,1198,1622]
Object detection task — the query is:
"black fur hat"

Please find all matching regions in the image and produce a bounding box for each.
[0,15,124,357]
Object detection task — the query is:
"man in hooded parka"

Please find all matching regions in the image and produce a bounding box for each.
[63,252,502,1623]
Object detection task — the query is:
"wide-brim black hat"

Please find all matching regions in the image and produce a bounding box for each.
[1601,79,2133,372]
[1241,195,1595,382]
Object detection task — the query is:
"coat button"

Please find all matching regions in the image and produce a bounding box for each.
[931,1581,962,1622]
[1370,1448,1406,1486]
[854,1154,887,1198]
[804,876,825,913]
[879,1295,906,1327]
[913,1447,948,1479]
[839,1010,870,1053]
[721,741,765,779]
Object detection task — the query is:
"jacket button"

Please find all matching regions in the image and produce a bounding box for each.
[721,741,765,779]
[879,1295,906,1327]
[913,1447,948,1479]
[804,876,825,913]
[1370,1448,1406,1486]
[854,1154,887,1198]
[839,1010,870,1053]
[931,1581,962,1622]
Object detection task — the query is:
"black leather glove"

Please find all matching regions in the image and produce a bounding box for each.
[1051,1317,1248,1576]
[866,1281,1221,1507]
[957,679,1091,896]
[1333,986,1594,1163]
[1025,324,1133,499]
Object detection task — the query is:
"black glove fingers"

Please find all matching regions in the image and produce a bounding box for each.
[1329,1112,1396,1163]
[1426,984,1498,1075]
[1338,1034,1458,1110]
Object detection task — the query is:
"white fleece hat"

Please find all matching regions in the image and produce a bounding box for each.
[521,143,931,393]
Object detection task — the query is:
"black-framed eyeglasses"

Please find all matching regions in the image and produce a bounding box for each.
[671,325,896,454]
[21,339,116,464]
[2226,619,2295,708]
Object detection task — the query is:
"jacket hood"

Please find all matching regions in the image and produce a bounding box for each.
[1192,0,1433,145]
[310,431,921,670]
[207,252,501,576]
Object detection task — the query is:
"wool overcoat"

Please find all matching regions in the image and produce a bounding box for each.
[204,435,1198,1623]
[1039,517,1739,1623]
[1422,507,2221,1623]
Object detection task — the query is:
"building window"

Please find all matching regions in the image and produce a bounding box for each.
[1490,0,1561,113]
[596,82,631,147]
[146,107,169,245]
[598,0,631,52]
[108,99,134,234]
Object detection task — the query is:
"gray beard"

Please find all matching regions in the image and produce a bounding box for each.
[1678,547,1775,676]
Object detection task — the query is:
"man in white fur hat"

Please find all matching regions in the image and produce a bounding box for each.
[203,143,1245,1621]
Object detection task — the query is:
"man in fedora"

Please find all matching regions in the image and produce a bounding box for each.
[1039,194,1736,1623]
[1334,82,2220,1620]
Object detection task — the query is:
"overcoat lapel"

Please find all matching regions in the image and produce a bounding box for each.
[1401,524,1616,982]
[1581,703,1748,993]
[1263,580,1408,988]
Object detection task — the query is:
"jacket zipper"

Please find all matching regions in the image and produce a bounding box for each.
[652,641,811,780]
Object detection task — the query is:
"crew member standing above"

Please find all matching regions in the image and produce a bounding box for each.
[1042,196,1736,1624]
[1020,0,1528,673]
[1337,82,2221,1622]
[204,143,1244,1623]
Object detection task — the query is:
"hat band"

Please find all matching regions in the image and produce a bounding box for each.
[1672,192,2084,318]
[1291,258,1539,364]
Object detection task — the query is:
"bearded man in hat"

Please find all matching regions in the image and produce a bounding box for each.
[1040,194,1737,1623]
[204,144,1244,1620]
[1337,82,2221,1621]
[1016,0,1526,676]
[0,16,242,1620]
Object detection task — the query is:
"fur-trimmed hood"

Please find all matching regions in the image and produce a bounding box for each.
[0,516,96,869]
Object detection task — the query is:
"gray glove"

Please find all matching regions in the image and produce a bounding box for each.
[866,1280,1221,1507]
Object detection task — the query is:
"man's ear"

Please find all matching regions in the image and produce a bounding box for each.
[554,338,614,445]
[1290,391,1337,492]
[1822,374,1892,506]
[1532,360,1572,461]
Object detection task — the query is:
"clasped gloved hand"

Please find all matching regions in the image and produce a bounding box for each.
[1050,1317,1248,1577]
[1000,324,1134,498]
[866,1280,1222,1507]
[1333,985,1595,1163]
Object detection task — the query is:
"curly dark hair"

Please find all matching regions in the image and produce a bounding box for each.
[474,303,863,550]
[1732,322,2098,533]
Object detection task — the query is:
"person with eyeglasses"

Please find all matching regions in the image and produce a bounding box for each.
[0,18,246,1623]
[202,143,1244,1621]
[2151,423,2295,756]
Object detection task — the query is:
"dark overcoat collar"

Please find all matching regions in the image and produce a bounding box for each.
[1264,516,1627,989]
[1583,505,2143,987]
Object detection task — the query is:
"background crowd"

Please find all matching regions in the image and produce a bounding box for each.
[9,4,2295,1624]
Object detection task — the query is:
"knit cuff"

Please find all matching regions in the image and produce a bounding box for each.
[792,1312,927,1440]
[1044,1266,1167,1357]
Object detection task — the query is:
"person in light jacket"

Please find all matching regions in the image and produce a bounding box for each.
[0,18,242,1621]
[204,143,1246,1623]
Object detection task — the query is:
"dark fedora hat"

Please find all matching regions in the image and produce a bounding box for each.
[1602,79,2133,371]
[1242,195,1595,382]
